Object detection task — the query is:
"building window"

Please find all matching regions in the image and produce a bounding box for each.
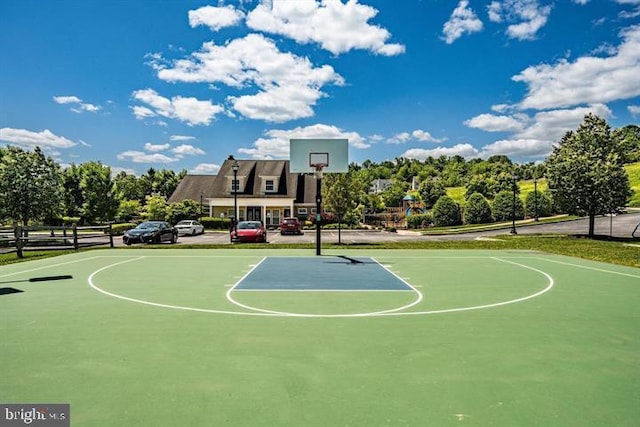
[297,208,307,215]
[231,179,240,193]
[265,179,275,192]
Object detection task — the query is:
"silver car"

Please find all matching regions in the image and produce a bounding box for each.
[174,220,205,236]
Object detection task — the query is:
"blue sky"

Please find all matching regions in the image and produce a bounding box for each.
[1,0,639,176]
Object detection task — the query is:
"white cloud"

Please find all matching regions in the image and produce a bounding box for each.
[488,0,552,41]
[387,129,446,144]
[246,0,404,56]
[152,34,344,122]
[387,132,411,144]
[412,129,446,143]
[572,0,589,4]
[188,5,244,31]
[467,104,612,160]
[144,143,170,152]
[53,95,101,113]
[464,113,526,132]
[237,123,368,159]
[53,96,82,104]
[479,138,552,158]
[515,104,612,141]
[513,25,640,109]
[171,144,206,156]
[0,128,77,148]
[402,143,480,160]
[170,135,196,141]
[116,150,178,163]
[442,1,484,44]
[628,105,640,117]
[131,88,223,126]
[190,163,220,175]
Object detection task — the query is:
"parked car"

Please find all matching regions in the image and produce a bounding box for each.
[280,217,303,235]
[174,220,205,236]
[123,221,178,245]
[231,221,267,243]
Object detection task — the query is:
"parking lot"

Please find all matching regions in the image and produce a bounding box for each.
[113,212,640,246]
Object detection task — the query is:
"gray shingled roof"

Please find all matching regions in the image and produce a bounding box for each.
[169,158,318,204]
[167,175,216,203]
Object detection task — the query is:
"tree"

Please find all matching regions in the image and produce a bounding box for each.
[418,178,446,209]
[492,190,524,222]
[116,199,141,222]
[464,193,492,224]
[0,146,62,225]
[166,200,201,224]
[143,193,168,221]
[114,171,144,203]
[612,124,640,163]
[382,179,409,207]
[79,161,118,223]
[525,189,551,219]
[323,172,364,225]
[61,164,83,218]
[432,196,462,227]
[545,114,631,237]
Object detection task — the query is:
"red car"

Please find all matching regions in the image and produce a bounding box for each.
[231,221,268,243]
[280,217,303,235]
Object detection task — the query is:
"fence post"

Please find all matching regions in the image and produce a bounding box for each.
[108,223,114,248]
[14,225,23,258]
[72,223,79,250]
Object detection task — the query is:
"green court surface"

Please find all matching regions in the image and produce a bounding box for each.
[1,249,638,426]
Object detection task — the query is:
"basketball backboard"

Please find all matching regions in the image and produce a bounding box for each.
[289,139,349,173]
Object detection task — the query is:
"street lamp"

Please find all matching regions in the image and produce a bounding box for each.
[229,155,240,230]
[510,173,518,235]
[200,191,204,219]
[533,177,539,221]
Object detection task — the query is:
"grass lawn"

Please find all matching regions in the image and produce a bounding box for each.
[625,162,640,207]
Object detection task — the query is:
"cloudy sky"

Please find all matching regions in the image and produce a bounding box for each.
[1,0,639,175]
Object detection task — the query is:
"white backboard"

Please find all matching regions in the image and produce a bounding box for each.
[289,139,349,173]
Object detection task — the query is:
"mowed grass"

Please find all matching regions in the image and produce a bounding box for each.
[1,249,639,426]
[626,161,640,207]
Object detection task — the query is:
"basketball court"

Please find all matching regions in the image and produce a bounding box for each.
[1,248,638,426]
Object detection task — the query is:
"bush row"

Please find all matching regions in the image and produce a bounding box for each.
[406,191,554,228]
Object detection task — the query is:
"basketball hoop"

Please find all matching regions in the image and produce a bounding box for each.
[309,152,329,179]
[310,162,327,179]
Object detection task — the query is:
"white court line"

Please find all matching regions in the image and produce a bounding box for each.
[74,254,556,318]
[0,255,104,278]
[534,257,640,279]
[376,258,555,316]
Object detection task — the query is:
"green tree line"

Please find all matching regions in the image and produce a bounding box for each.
[1,116,637,239]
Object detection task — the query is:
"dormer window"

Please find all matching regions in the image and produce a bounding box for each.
[229,176,244,193]
[261,176,278,193]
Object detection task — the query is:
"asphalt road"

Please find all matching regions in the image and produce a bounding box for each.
[115,212,640,246]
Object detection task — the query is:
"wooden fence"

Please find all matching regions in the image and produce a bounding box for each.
[0,224,114,258]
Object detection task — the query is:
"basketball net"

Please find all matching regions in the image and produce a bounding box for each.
[311,163,326,179]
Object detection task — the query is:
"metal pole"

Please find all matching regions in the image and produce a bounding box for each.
[316,173,322,256]
[510,174,517,235]
[233,168,238,229]
[533,179,537,221]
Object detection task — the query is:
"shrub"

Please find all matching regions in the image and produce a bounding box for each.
[406,213,433,229]
[492,190,524,222]
[432,196,462,227]
[199,216,232,230]
[111,223,136,235]
[525,190,552,219]
[464,193,492,224]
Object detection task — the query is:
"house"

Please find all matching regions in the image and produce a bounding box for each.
[369,178,392,194]
[169,157,317,227]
